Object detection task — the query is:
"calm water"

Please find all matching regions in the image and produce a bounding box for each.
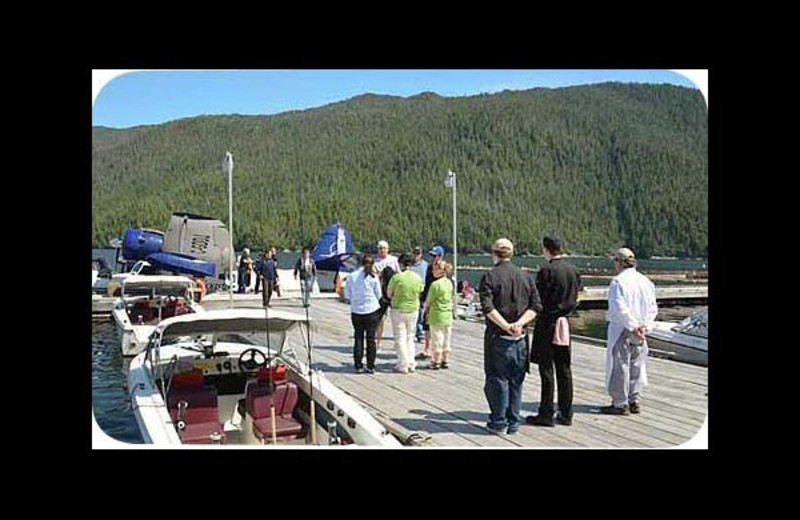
[92,321,143,443]
[93,248,707,293]
[92,249,708,277]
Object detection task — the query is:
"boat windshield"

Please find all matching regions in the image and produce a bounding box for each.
[123,283,193,299]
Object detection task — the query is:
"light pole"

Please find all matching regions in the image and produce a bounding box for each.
[223,151,234,308]
[446,170,457,305]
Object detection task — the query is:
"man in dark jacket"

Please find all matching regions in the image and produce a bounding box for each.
[255,248,279,308]
[527,235,581,427]
[479,238,542,435]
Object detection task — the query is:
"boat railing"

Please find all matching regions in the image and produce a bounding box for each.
[162,355,179,397]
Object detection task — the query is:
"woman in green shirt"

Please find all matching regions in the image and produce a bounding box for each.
[424,261,455,369]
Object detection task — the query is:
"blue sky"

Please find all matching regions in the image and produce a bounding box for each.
[93,69,703,129]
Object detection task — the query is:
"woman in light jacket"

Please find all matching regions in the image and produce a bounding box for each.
[344,254,383,374]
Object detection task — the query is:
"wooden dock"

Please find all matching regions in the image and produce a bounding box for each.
[578,285,707,308]
[264,298,708,448]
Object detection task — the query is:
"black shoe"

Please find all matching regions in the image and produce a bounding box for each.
[486,423,506,434]
[431,362,440,370]
[525,414,555,427]
[440,362,449,369]
[355,367,364,374]
[600,404,630,416]
[629,402,641,414]
[555,414,573,426]
[506,424,520,435]
[415,352,430,360]
[364,368,374,374]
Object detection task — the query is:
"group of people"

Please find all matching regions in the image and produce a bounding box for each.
[241,234,659,435]
[479,236,657,435]
[237,247,318,308]
[344,241,455,374]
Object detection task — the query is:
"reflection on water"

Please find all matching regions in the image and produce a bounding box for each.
[92,321,143,443]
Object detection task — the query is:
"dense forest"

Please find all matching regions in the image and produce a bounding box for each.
[92,82,708,257]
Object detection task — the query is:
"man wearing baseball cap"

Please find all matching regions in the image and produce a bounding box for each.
[603,247,658,415]
[479,238,542,435]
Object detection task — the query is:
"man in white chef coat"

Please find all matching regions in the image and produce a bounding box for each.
[602,247,658,415]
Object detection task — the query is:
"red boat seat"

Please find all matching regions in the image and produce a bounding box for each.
[167,383,226,444]
[251,381,303,441]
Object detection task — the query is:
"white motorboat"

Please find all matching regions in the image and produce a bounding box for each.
[112,275,203,356]
[646,307,708,366]
[128,308,402,447]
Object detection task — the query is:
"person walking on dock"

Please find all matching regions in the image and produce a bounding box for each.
[253,249,266,294]
[344,254,383,374]
[602,247,658,415]
[387,253,424,373]
[237,248,253,294]
[255,248,279,308]
[479,238,542,435]
[294,247,317,307]
[527,235,581,427]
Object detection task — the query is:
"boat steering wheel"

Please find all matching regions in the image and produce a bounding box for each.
[238,348,269,372]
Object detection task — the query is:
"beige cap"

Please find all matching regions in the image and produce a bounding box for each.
[377,240,389,249]
[614,247,635,261]
[492,238,514,254]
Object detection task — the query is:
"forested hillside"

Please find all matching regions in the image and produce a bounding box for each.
[92,82,707,257]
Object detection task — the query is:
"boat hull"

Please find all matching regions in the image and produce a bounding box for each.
[646,323,708,366]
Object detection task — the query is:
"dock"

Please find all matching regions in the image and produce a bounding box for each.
[202,297,708,448]
[93,284,707,317]
[577,285,708,308]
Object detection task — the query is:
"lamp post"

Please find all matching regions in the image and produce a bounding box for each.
[223,151,234,308]
[446,170,457,304]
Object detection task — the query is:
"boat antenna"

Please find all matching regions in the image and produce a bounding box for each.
[303,296,317,445]
[263,296,278,445]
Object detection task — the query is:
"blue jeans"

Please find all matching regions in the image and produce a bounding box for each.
[301,278,314,307]
[416,307,424,340]
[483,332,528,429]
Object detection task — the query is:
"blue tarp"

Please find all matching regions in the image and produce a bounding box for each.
[311,224,357,273]
[145,251,217,278]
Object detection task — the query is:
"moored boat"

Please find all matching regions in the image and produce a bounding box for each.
[646,307,708,366]
[113,275,204,356]
[128,308,402,446]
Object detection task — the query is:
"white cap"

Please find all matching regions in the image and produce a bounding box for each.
[614,247,635,261]
[492,238,514,255]
[377,240,389,249]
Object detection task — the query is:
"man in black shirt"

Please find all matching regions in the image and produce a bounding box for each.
[527,235,581,427]
[479,238,542,435]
